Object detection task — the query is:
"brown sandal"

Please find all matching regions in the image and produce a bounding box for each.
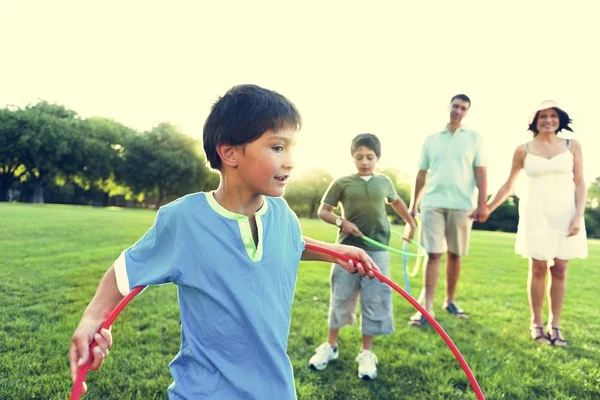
[530,325,551,345]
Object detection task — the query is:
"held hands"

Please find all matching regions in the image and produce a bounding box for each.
[567,216,581,237]
[334,244,379,279]
[70,317,113,394]
[340,220,364,238]
[469,205,491,223]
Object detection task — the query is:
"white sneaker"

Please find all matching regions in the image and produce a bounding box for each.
[355,350,378,380]
[308,343,339,370]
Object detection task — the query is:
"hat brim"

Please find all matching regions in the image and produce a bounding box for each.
[528,101,565,125]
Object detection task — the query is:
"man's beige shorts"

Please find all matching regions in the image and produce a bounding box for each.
[420,208,473,255]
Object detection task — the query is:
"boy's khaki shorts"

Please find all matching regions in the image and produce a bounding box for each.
[328,251,393,336]
[420,208,473,255]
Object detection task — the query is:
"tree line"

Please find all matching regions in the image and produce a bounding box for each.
[2,101,599,238]
[0,101,219,207]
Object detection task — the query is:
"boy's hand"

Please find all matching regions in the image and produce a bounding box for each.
[334,244,379,279]
[340,220,363,237]
[404,222,416,241]
[70,317,113,393]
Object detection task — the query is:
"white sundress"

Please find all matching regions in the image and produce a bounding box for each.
[515,140,588,262]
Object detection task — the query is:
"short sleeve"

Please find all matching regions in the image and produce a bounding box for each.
[288,206,306,254]
[384,175,399,202]
[474,134,487,167]
[418,138,430,170]
[277,197,306,254]
[321,179,342,207]
[113,210,178,295]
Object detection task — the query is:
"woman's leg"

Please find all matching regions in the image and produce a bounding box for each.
[547,258,568,346]
[529,258,548,327]
[528,258,551,344]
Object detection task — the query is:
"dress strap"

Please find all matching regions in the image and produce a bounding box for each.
[567,139,571,149]
[525,143,529,153]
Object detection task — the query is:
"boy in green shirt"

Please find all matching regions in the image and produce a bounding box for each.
[308,133,416,380]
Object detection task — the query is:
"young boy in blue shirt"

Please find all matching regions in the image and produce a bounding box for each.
[69,84,378,399]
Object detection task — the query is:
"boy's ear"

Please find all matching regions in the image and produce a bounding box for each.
[216,143,239,168]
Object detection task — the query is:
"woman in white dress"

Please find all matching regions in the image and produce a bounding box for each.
[485,101,587,346]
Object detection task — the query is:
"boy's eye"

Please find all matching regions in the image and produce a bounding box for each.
[272,145,284,152]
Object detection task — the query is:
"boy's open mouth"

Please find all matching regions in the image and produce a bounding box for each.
[274,175,289,183]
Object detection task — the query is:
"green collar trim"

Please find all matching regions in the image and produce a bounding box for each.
[205,191,267,262]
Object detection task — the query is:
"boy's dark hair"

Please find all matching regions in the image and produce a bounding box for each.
[203,84,302,170]
[528,108,573,135]
[351,133,381,159]
[450,94,471,107]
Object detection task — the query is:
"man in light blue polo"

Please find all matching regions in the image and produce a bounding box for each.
[408,94,488,326]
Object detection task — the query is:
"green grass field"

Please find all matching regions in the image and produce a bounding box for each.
[1,203,599,399]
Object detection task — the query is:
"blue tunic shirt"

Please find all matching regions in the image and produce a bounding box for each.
[114,192,305,399]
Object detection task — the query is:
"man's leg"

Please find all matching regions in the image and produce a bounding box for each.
[443,210,472,317]
[423,253,443,313]
[445,251,461,305]
[410,208,446,325]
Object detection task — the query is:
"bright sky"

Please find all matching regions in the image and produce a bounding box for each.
[2,1,599,192]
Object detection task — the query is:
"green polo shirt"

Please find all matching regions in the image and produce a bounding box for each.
[419,127,486,210]
[322,173,398,251]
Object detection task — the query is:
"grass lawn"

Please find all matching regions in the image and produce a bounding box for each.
[1,203,599,399]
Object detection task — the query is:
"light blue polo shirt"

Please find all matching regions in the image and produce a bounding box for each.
[418,127,486,210]
[113,192,305,399]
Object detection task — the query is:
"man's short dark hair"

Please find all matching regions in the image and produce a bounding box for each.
[450,94,471,107]
[203,84,302,170]
[351,133,381,159]
[528,108,573,135]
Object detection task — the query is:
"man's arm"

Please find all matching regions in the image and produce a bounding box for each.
[389,198,417,239]
[408,170,427,217]
[472,166,488,222]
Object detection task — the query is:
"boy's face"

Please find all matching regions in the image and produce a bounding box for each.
[236,128,297,197]
[352,146,378,176]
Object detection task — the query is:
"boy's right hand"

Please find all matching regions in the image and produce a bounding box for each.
[340,220,363,237]
[70,317,113,393]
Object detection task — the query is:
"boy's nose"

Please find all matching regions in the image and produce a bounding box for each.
[284,151,295,169]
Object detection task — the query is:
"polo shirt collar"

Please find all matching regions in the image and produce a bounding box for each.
[441,125,465,135]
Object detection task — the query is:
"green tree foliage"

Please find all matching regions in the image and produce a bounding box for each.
[122,123,209,208]
[0,108,29,201]
[0,101,216,207]
[8,102,78,203]
[2,98,600,238]
[284,169,333,218]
